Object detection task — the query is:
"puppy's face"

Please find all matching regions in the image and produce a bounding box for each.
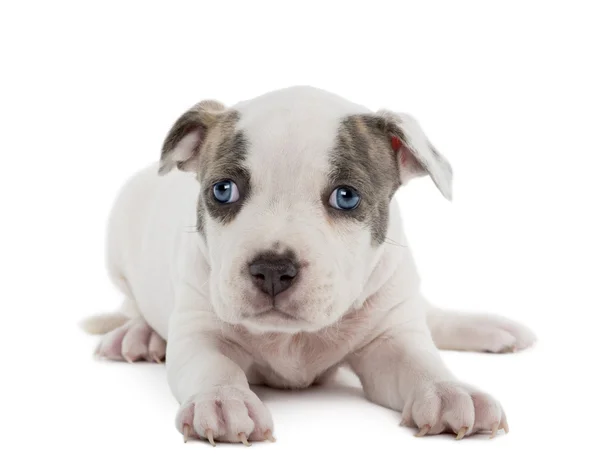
[159,87,452,333]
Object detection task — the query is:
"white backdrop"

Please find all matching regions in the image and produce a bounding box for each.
[1,1,598,474]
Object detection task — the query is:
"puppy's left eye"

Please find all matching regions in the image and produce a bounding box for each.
[212,180,240,204]
[329,186,361,210]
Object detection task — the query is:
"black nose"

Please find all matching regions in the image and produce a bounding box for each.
[249,257,298,297]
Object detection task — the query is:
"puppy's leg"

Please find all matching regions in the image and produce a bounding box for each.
[82,264,166,362]
[167,311,273,445]
[349,297,507,438]
[94,317,166,363]
[83,299,166,363]
[426,305,536,353]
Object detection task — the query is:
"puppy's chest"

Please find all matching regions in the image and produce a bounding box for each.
[224,318,371,389]
[250,336,341,389]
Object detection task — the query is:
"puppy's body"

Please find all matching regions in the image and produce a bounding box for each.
[87,87,535,443]
[105,165,195,340]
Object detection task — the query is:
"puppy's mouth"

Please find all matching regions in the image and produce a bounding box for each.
[239,306,318,333]
[254,307,301,321]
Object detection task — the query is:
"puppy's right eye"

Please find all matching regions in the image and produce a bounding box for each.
[212,180,240,204]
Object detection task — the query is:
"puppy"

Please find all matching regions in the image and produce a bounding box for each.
[84,86,535,445]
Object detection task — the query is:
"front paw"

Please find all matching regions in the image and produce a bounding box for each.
[402,381,508,439]
[176,385,275,446]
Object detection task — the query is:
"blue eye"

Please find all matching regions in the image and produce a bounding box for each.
[329,186,361,210]
[212,180,240,203]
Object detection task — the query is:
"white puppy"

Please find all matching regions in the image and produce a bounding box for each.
[84,86,535,445]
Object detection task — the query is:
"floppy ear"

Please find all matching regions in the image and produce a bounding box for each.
[376,109,453,200]
[158,99,226,175]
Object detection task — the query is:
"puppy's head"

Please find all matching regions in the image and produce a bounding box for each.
[159,87,452,333]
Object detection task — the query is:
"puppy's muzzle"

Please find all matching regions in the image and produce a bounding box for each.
[249,255,298,297]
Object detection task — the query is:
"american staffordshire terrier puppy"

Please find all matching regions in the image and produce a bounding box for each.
[84,86,535,445]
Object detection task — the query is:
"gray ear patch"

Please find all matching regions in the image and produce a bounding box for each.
[159,100,226,175]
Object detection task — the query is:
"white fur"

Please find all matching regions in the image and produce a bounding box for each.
[87,86,535,443]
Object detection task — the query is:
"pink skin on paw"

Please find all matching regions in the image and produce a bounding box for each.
[95,323,131,360]
[95,319,165,363]
[148,332,166,362]
[176,385,274,445]
[403,381,506,438]
[121,321,152,361]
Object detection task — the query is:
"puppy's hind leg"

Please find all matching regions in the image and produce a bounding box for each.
[426,304,536,353]
[81,276,166,363]
[82,301,166,363]
[97,318,165,363]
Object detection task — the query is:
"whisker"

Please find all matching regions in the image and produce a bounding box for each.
[384,237,407,247]
[183,223,201,234]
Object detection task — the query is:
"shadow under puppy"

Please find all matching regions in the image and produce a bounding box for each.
[83,86,536,445]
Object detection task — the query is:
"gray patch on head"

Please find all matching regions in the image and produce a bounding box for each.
[327,115,401,244]
[197,110,251,227]
[196,193,206,235]
[160,110,203,166]
[159,100,225,175]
